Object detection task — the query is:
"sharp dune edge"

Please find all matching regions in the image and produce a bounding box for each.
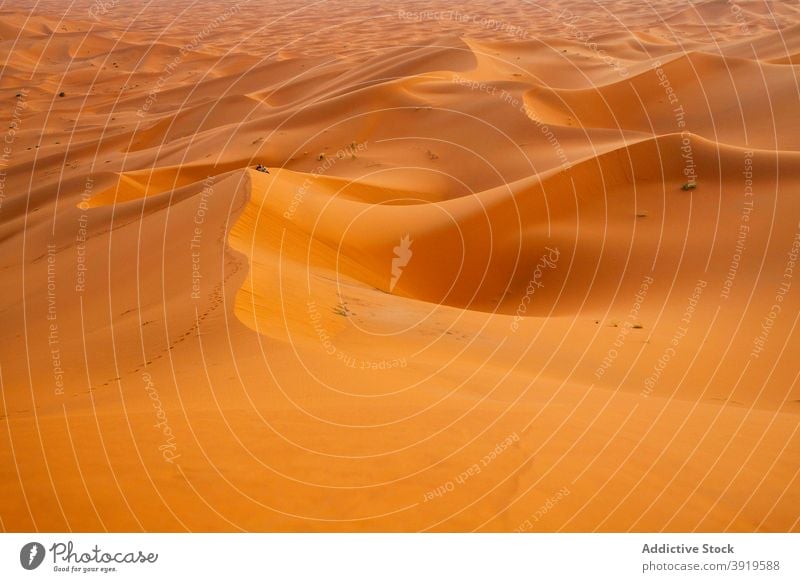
[1,0,799,532]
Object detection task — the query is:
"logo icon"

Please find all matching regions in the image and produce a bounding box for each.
[20,542,45,570]
[390,234,413,292]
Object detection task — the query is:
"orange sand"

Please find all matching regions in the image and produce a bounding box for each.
[1,0,799,532]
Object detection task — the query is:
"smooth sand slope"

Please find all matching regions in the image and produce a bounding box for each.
[1,0,799,531]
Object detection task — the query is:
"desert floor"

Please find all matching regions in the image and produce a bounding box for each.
[1,0,799,531]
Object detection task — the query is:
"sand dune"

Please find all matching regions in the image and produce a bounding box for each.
[0,1,799,532]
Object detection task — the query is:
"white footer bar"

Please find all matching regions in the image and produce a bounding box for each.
[1,533,797,581]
